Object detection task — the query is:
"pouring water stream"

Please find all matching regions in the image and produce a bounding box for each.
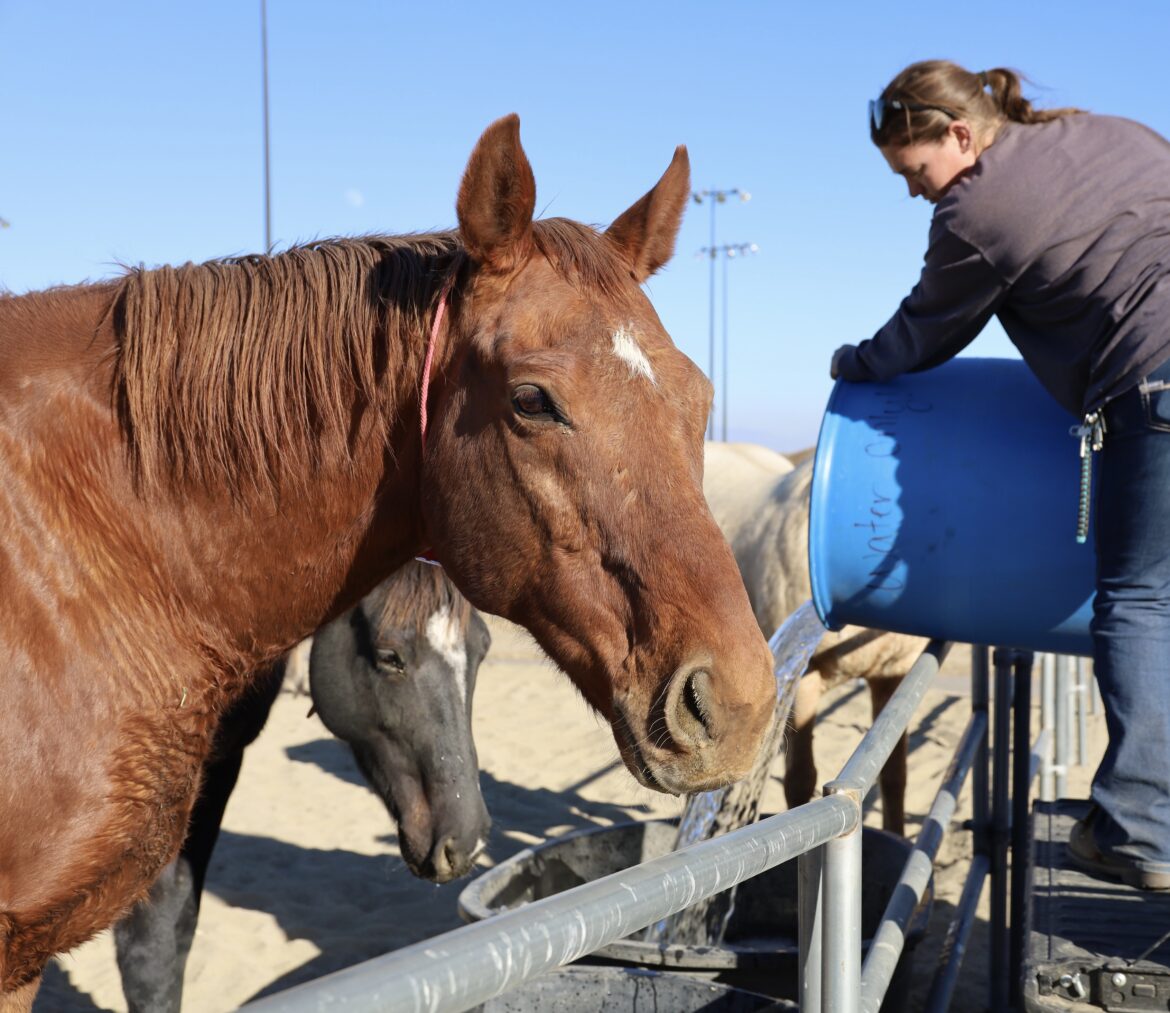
[644,599,827,944]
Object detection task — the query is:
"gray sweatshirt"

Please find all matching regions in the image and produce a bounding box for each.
[836,114,1170,416]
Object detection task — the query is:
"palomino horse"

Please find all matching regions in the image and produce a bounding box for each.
[113,562,491,1013]
[703,442,927,834]
[0,115,774,1008]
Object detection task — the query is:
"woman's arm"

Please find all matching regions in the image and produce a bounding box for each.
[833,228,1009,381]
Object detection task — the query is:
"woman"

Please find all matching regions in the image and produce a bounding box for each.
[832,60,1170,890]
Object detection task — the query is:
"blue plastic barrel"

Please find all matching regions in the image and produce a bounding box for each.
[809,358,1095,656]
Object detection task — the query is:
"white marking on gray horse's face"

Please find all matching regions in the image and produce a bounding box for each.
[426,607,468,705]
[612,326,656,385]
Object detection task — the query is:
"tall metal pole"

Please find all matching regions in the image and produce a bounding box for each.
[701,242,758,443]
[721,250,729,441]
[707,197,716,440]
[260,0,273,254]
[990,647,1014,1013]
[693,188,749,440]
[1010,650,1036,1002]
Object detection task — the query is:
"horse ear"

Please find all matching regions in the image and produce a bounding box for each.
[605,145,691,282]
[457,114,537,273]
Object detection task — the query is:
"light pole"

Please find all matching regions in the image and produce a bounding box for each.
[699,242,759,441]
[260,0,273,254]
[692,188,750,439]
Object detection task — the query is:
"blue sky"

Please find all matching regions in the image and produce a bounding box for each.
[3,2,1168,450]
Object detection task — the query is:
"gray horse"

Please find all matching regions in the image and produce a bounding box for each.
[113,562,491,1013]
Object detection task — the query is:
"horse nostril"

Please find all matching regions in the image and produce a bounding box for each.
[683,671,711,732]
[444,839,462,873]
[668,666,716,749]
[428,836,473,884]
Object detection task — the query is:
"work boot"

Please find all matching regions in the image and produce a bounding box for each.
[1067,805,1170,891]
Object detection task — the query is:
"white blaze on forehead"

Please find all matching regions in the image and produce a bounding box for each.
[612,326,656,384]
[426,606,468,705]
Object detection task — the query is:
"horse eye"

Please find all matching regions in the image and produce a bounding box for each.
[512,383,555,420]
[374,648,406,674]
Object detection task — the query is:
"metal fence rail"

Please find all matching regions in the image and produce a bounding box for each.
[243,796,858,1012]
[860,709,986,1013]
[801,640,952,1013]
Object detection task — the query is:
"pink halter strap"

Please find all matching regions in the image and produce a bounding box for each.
[419,275,455,453]
[415,275,454,568]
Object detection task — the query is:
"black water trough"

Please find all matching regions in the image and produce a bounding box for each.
[458,818,931,1009]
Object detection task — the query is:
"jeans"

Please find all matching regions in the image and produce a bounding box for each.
[1090,356,1170,867]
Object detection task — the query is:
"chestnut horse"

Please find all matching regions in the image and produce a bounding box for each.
[0,115,774,1009]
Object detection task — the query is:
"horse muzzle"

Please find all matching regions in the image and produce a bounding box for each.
[611,658,772,796]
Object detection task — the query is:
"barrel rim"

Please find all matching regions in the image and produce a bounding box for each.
[809,377,846,632]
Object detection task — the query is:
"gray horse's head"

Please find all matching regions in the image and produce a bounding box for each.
[310,563,491,882]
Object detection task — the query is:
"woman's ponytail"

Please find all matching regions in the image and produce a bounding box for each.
[872,60,1084,149]
[983,67,1082,125]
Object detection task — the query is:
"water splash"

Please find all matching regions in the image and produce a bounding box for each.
[644,600,827,944]
[678,599,827,848]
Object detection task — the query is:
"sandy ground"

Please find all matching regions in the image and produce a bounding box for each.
[41,619,1107,1012]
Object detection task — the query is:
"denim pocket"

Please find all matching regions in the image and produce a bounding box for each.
[1141,379,1170,433]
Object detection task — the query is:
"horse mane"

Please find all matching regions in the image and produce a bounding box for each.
[111,219,630,495]
[530,217,632,297]
[112,233,462,495]
[376,561,472,636]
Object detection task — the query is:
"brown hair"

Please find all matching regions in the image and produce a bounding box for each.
[111,219,631,498]
[375,559,473,638]
[870,60,1084,149]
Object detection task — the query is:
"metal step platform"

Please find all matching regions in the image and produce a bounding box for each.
[1024,799,1170,1011]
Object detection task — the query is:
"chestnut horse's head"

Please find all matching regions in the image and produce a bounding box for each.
[422,115,775,796]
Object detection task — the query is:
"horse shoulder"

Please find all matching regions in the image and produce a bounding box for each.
[702,442,793,543]
[702,446,808,637]
[739,459,816,634]
[725,441,797,475]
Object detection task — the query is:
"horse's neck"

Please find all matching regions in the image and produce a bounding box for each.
[152,402,433,676]
[3,283,428,683]
[0,285,115,393]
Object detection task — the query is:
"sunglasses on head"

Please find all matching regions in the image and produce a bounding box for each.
[869,97,958,134]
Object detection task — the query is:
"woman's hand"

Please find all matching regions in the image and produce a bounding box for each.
[830,345,854,379]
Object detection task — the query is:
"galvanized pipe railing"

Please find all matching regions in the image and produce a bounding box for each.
[1011,651,1037,999]
[801,640,951,1013]
[989,647,1015,1013]
[822,780,864,1013]
[1053,654,1072,799]
[799,846,825,1010]
[1030,728,1052,785]
[924,645,991,1013]
[859,709,987,1013]
[923,852,991,1012]
[1074,658,1090,766]
[834,641,953,791]
[971,646,991,853]
[242,795,859,1012]
[1039,652,1056,800]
